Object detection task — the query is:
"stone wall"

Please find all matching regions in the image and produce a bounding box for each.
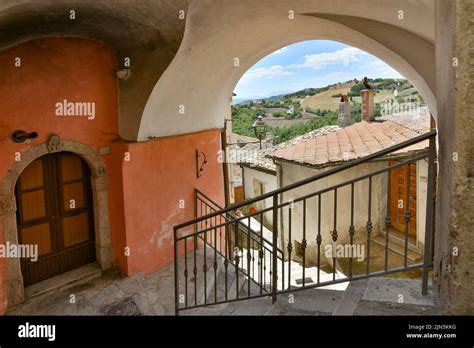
[434,0,474,314]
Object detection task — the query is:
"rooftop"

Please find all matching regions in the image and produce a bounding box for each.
[239,125,340,174]
[271,108,431,168]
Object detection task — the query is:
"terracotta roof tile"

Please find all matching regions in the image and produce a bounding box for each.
[271,108,431,167]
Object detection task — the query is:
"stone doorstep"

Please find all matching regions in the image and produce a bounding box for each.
[371,234,423,262]
[377,229,421,254]
[23,262,102,302]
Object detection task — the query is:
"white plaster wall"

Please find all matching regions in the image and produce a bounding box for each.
[278,158,429,265]
[242,166,277,228]
[279,161,388,266]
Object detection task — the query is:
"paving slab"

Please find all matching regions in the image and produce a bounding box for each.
[362,278,435,306]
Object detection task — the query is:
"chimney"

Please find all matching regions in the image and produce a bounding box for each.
[338,95,352,127]
[360,89,375,121]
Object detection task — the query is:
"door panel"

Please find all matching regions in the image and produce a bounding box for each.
[19,160,44,190]
[20,223,52,256]
[60,155,83,182]
[62,212,90,247]
[16,153,95,286]
[62,182,85,210]
[389,161,417,237]
[20,190,46,220]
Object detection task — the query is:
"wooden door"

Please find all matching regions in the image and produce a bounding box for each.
[16,153,95,286]
[389,161,417,237]
[234,186,244,204]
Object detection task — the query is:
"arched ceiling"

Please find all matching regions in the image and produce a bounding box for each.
[0,0,187,140]
[139,0,436,140]
[0,0,436,141]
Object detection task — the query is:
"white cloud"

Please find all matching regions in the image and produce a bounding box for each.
[271,47,288,55]
[291,47,368,69]
[240,65,295,80]
[366,60,403,78]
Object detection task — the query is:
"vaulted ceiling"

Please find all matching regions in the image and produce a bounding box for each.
[0,0,436,141]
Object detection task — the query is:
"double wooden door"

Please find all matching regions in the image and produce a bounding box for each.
[389,161,417,237]
[15,152,96,286]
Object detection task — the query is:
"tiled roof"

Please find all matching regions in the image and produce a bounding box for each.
[239,125,340,173]
[271,108,431,168]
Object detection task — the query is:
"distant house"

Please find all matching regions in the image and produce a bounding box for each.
[270,108,431,267]
[239,126,339,228]
[226,132,273,204]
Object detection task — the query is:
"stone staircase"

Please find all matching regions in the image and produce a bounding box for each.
[8,246,439,316]
[184,276,439,316]
[179,246,438,316]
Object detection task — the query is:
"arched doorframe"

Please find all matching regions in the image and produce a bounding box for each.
[0,134,113,307]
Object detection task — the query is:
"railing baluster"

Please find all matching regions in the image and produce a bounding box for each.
[263,248,267,292]
[224,221,229,301]
[317,194,322,284]
[349,183,355,278]
[302,199,307,287]
[366,177,373,275]
[193,234,197,306]
[213,226,217,303]
[422,134,436,295]
[271,194,278,304]
[332,188,338,281]
[203,223,208,304]
[234,220,240,299]
[287,204,292,289]
[404,163,411,268]
[385,170,392,272]
[281,250,284,291]
[174,229,179,315]
[259,212,263,294]
[184,237,188,307]
[247,217,251,297]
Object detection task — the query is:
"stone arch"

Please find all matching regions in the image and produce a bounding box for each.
[0,134,113,307]
[139,12,436,140]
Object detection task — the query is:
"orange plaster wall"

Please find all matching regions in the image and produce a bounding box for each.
[121,129,224,276]
[0,37,126,313]
[0,37,225,314]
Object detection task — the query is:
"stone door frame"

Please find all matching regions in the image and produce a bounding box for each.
[0,134,113,307]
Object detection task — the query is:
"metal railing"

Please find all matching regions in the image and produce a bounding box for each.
[174,129,437,315]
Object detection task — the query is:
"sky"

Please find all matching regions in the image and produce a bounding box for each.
[234,40,403,101]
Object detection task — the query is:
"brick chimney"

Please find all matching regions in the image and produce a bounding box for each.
[338,95,352,127]
[360,89,375,121]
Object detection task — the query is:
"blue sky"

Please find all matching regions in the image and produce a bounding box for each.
[234,40,403,100]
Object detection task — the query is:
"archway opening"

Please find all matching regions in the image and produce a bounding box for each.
[228,40,437,289]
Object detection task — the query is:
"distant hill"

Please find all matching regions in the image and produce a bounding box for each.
[233,78,422,112]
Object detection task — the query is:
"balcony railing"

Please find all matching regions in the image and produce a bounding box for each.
[173,129,437,315]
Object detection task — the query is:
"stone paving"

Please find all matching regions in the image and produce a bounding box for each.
[8,248,439,316]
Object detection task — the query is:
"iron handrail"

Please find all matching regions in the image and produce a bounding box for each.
[195,190,285,257]
[175,129,436,230]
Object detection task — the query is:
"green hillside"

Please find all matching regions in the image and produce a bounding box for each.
[231,78,423,144]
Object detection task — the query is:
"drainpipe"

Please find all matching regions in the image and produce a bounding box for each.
[240,164,246,201]
[275,160,285,253]
[221,120,231,207]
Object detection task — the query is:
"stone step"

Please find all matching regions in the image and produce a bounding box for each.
[371,234,423,262]
[24,262,102,301]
